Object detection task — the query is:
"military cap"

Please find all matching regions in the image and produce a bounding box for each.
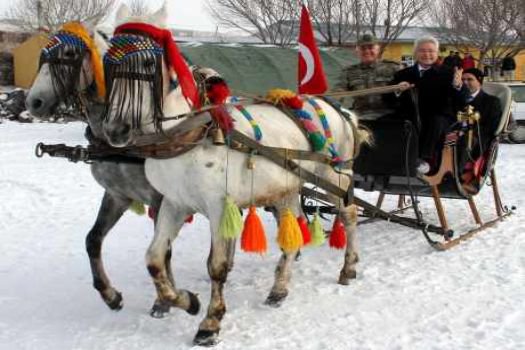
[357,34,378,46]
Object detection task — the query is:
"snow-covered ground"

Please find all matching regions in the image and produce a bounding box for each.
[0,121,523,350]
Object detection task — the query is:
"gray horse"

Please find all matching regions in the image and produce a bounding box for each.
[25,21,182,318]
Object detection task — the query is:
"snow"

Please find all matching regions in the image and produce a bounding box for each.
[0,121,523,350]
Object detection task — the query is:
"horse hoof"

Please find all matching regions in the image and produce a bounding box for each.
[106,291,123,310]
[193,329,220,347]
[264,291,288,308]
[150,301,170,319]
[186,291,201,315]
[338,270,357,285]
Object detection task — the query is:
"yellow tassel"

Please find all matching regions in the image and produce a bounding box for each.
[277,209,303,253]
[309,212,326,247]
[60,22,105,99]
[266,88,297,105]
[241,206,267,254]
[128,200,146,215]
[219,195,243,239]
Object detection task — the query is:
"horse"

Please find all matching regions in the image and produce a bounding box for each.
[24,13,179,318]
[101,7,367,346]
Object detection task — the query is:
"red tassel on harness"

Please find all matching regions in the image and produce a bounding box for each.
[329,217,346,249]
[297,216,312,246]
[148,206,156,220]
[210,105,234,134]
[207,80,230,105]
[283,96,304,110]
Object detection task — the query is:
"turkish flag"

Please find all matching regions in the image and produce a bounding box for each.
[298,4,328,94]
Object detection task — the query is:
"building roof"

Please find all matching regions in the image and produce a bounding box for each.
[0,20,24,33]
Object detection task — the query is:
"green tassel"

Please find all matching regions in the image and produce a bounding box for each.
[219,195,243,239]
[309,212,325,246]
[128,200,146,216]
[309,132,326,151]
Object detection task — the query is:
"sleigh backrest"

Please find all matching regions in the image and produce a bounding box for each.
[483,82,512,135]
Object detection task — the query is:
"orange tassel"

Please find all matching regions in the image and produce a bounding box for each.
[329,217,346,249]
[297,216,312,246]
[241,206,267,254]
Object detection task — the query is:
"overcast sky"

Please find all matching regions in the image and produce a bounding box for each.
[0,0,220,32]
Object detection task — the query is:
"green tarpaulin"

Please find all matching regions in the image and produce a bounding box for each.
[180,44,357,95]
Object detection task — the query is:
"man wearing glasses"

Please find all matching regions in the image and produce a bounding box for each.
[390,36,466,174]
[335,34,401,120]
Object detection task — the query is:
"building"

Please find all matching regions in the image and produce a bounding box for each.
[11,33,48,88]
[0,20,33,86]
[377,26,525,81]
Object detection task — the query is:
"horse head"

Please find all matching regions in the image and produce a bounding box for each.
[26,20,107,119]
[102,2,201,147]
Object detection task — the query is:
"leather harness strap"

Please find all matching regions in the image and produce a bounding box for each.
[229,129,354,204]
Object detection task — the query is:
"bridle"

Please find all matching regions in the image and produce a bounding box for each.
[103,32,166,132]
[38,27,105,119]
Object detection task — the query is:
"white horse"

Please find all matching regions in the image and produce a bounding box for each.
[101,5,367,346]
[24,17,177,317]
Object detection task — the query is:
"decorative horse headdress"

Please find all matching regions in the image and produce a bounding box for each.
[41,22,105,100]
[103,22,200,131]
[109,23,200,107]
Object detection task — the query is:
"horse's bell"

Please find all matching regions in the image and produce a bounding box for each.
[211,127,225,145]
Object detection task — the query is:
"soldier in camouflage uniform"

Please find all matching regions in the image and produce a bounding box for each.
[335,34,401,119]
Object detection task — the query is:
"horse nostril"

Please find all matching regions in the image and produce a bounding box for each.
[30,98,44,111]
[105,122,133,146]
[121,124,131,135]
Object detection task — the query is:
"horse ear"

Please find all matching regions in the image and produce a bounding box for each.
[149,1,168,27]
[83,19,97,34]
[115,4,131,25]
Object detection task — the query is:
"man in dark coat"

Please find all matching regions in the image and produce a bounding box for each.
[389,36,466,172]
[459,68,502,156]
[457,68,502,188]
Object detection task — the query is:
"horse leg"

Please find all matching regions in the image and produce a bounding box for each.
[226,238,236,272]
[85,191,131,310]
[193,216,231,346]
[148,197,178,318]
[337,204,360,285]
[146,200,200,316]
[265,198,300,308]
[149,244,176,318]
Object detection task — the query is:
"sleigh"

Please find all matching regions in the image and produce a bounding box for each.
[303,82,515,250]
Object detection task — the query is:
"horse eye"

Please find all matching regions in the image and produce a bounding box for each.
[63,50,76,59]
[143,58,155,69]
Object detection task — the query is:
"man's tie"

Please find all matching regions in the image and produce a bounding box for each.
[419,68,428,77]
[466,95,475,103]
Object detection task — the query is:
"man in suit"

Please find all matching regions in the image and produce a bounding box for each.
[459,68,502,156]
[457,68,502,189]
[390,36,466,173]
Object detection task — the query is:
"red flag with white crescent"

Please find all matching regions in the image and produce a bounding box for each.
[298,4,328,94]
